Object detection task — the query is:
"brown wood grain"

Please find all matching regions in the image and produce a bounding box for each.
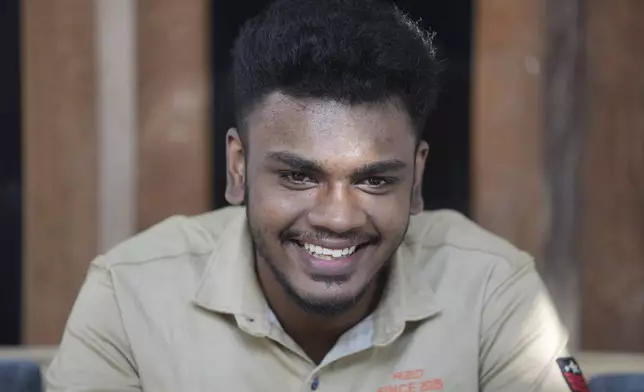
[137,0,212,230]
[580,0,644,351]
[472,0,587,346]
[542,0,585,351]
[22,0,98,344]
[471,0,546,262]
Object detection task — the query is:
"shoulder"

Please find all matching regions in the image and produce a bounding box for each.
[405,210,536,290]
[408,210,529,263]
[93,206,246,270]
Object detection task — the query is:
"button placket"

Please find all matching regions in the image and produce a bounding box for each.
[310,375,320,390]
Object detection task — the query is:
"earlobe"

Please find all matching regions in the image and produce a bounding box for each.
[411,186,424,214]
[410,140,429,215]
[225,128,246,205]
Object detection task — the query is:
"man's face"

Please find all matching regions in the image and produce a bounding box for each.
[226,92,428,316]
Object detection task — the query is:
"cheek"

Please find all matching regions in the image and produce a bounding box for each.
[248,176,314,226]
[360,192,412,232]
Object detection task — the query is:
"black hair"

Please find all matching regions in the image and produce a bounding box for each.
[232,0,442,138]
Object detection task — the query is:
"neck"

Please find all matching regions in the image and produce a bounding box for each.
[256,258,385,363]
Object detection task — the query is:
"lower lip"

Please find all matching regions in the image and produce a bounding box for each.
[290,242,365,275]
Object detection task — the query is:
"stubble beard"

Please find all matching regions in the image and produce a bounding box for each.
[244,184,408,318]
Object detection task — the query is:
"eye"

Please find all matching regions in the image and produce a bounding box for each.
[279,171,317,187]
[356,176,399,194]
[362,177,394,188]
[287,172,313,184]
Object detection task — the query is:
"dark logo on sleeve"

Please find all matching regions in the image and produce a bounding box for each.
[556,357,590,392]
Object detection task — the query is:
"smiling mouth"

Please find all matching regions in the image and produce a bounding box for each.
[293,241,367,260]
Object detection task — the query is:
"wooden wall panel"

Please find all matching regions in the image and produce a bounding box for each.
[22,0,213,344]
[22,0,98,344]
[580,0,644,352]
[541,0,585,351]
[96,0,137,252]
[472,0,584,346]
[471,0,546,262]
[137,0,212,230]
[473,0,644,352]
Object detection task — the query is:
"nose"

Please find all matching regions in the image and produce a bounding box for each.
[307,182,367,234]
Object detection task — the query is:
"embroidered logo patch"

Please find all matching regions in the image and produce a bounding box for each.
[556,357,590,392]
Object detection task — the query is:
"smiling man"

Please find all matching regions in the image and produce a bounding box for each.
[47,0,586,391]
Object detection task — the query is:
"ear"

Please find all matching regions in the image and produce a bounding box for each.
[410,140,429,215]
[225,128,246,205]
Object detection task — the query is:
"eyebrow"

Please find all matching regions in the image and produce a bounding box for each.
[265,151,407,177]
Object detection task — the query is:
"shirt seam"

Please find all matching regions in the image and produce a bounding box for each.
[418,242,524,269]
[91,260,141,377]
[102,250,214,270]
[478,261,535,341]
[478,261,499,381]
[99,213,226,270]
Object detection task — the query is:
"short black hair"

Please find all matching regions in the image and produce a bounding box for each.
[232,0,442,138]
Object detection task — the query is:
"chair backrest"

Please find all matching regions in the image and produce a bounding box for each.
[589,373,644,392]
[0,359,43,392]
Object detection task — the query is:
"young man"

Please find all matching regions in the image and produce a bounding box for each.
[47,0,586,391]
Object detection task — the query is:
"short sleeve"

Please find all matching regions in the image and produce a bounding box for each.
[479,259,577,392]
[46,258,141,392]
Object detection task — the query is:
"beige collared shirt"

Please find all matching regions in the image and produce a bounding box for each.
[47,207,574,392]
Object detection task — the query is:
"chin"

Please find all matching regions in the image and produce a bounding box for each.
[283,275,373,316]
[288,289,366,316]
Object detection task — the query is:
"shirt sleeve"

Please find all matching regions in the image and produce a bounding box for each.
[479,258,576,392]
[46,258,141,392]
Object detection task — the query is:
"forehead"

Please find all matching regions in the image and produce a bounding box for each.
[244,92,417,164]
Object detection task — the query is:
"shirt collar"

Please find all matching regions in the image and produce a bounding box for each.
[192,209,442,342]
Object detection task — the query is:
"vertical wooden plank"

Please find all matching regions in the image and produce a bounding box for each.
[472,0,584,345]
[580,0,644,352]
[542,0,585,351]
[96,0,137,252]
[22,0,98,344]
[137,0,212,230]
[471,0,546,262]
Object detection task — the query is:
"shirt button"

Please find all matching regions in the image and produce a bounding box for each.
[310,375,319,390]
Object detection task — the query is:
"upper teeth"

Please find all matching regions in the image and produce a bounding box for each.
[302,243,357,258]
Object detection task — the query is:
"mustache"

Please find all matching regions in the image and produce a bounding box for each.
[279,228,380,244]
